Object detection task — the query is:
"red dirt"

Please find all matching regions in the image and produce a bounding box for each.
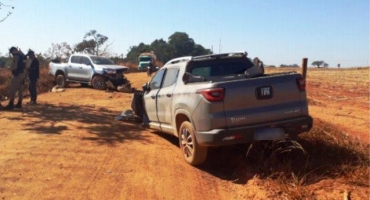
[0,68,369,199]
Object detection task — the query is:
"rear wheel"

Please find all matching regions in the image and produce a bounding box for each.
[179,121,207,165]
[92,75,106,90]
[56,73,68,88]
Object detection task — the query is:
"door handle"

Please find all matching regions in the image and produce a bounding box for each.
[151,96,156,99]
[79,67,83,69]
[166,94,172,97]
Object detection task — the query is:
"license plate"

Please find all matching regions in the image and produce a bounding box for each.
[256,85,273,99]
[254,128,285,140]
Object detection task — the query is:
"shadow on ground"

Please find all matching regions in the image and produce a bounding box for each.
[4,102,149,146]
[154,119,369,186]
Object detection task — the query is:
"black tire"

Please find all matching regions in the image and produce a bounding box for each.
[56,74,68,88]
[91,75,106,90]
[179,121,207,165]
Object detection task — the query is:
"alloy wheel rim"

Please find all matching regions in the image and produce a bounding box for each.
[181,128,194,158]
[94,78,104,89]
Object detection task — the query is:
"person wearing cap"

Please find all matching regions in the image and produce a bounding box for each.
[26,50,39,105]
[3,46,26,110]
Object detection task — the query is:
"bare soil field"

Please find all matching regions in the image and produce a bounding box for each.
[0,67,369,200]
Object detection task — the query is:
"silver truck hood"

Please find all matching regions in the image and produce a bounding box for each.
[98,64,128,70]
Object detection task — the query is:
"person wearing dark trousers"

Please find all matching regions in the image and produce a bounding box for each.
[26,50,39,105]
[3,46,26,110]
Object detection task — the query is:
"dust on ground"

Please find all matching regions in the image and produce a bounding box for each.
[0,69,369,200]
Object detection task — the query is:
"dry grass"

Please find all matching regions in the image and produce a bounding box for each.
[0,64,54,99]
[242,117,369,198]
[0,60,148,98]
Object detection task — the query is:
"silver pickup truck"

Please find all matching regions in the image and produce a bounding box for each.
[142,52,312,165]
[49,54,129,90]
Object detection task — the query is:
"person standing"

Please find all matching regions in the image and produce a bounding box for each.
[3,46,26,110]
[26,50,39,105]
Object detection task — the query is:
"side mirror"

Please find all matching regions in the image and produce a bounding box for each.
[142,82,150,92]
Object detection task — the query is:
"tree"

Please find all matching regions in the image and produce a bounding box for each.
[44,42,73,62]
[168,32,195,57]
[74,39,96,55]
[150,39,173,63]
[0,1,14,22]
[0,54,10,68]
[126,43,150,62]
[74,30,110,56]
[191,44,212,56]
[312,60,328,68]
[280,64,299,68]
[125,32,211,64]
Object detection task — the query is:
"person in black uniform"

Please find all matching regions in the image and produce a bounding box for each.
[26,50,39,105]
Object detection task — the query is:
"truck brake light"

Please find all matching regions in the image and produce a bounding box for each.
[296,78,306,91]
[196,88,225,102]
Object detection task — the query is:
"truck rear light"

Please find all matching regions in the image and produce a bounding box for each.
[295,124,309,131]
[196,88,225,102]
[296,77,306,91]
[222,134,243,141]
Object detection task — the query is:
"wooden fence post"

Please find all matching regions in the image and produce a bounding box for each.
[302,58,308,79]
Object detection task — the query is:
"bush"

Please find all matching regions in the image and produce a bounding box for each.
[0,64,54,99]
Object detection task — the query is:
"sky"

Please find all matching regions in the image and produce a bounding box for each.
[0,0,368,67]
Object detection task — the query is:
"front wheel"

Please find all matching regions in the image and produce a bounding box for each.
[179,121,207,165]
[91,75,107,90]
[56,73,68,88]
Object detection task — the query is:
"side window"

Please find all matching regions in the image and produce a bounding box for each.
[71,56,81,64]
[162,68,179,88]
[82,57,92,65]
[150,69,165,90]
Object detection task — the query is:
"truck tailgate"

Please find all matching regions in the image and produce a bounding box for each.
[215,73,306,128]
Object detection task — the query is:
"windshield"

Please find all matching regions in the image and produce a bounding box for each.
[139,56,151,62]
[90,56,114,65]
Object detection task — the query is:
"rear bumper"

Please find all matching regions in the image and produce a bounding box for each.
[195,116,313,146]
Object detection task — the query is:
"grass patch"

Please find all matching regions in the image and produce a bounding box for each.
[0,64,54,99]
[243,118,369,198]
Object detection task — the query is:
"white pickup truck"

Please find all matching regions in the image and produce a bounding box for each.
[49,54,129,90]
[141,52,313,165]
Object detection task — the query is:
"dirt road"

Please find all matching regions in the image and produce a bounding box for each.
[0,69,369,199]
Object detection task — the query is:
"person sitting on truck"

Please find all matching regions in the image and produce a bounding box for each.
[253,57,265,74]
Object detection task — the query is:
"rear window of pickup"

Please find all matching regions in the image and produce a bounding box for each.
[188,59,254,82]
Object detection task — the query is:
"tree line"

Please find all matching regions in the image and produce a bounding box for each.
[125,32,212,64]
[0,30,212,67]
